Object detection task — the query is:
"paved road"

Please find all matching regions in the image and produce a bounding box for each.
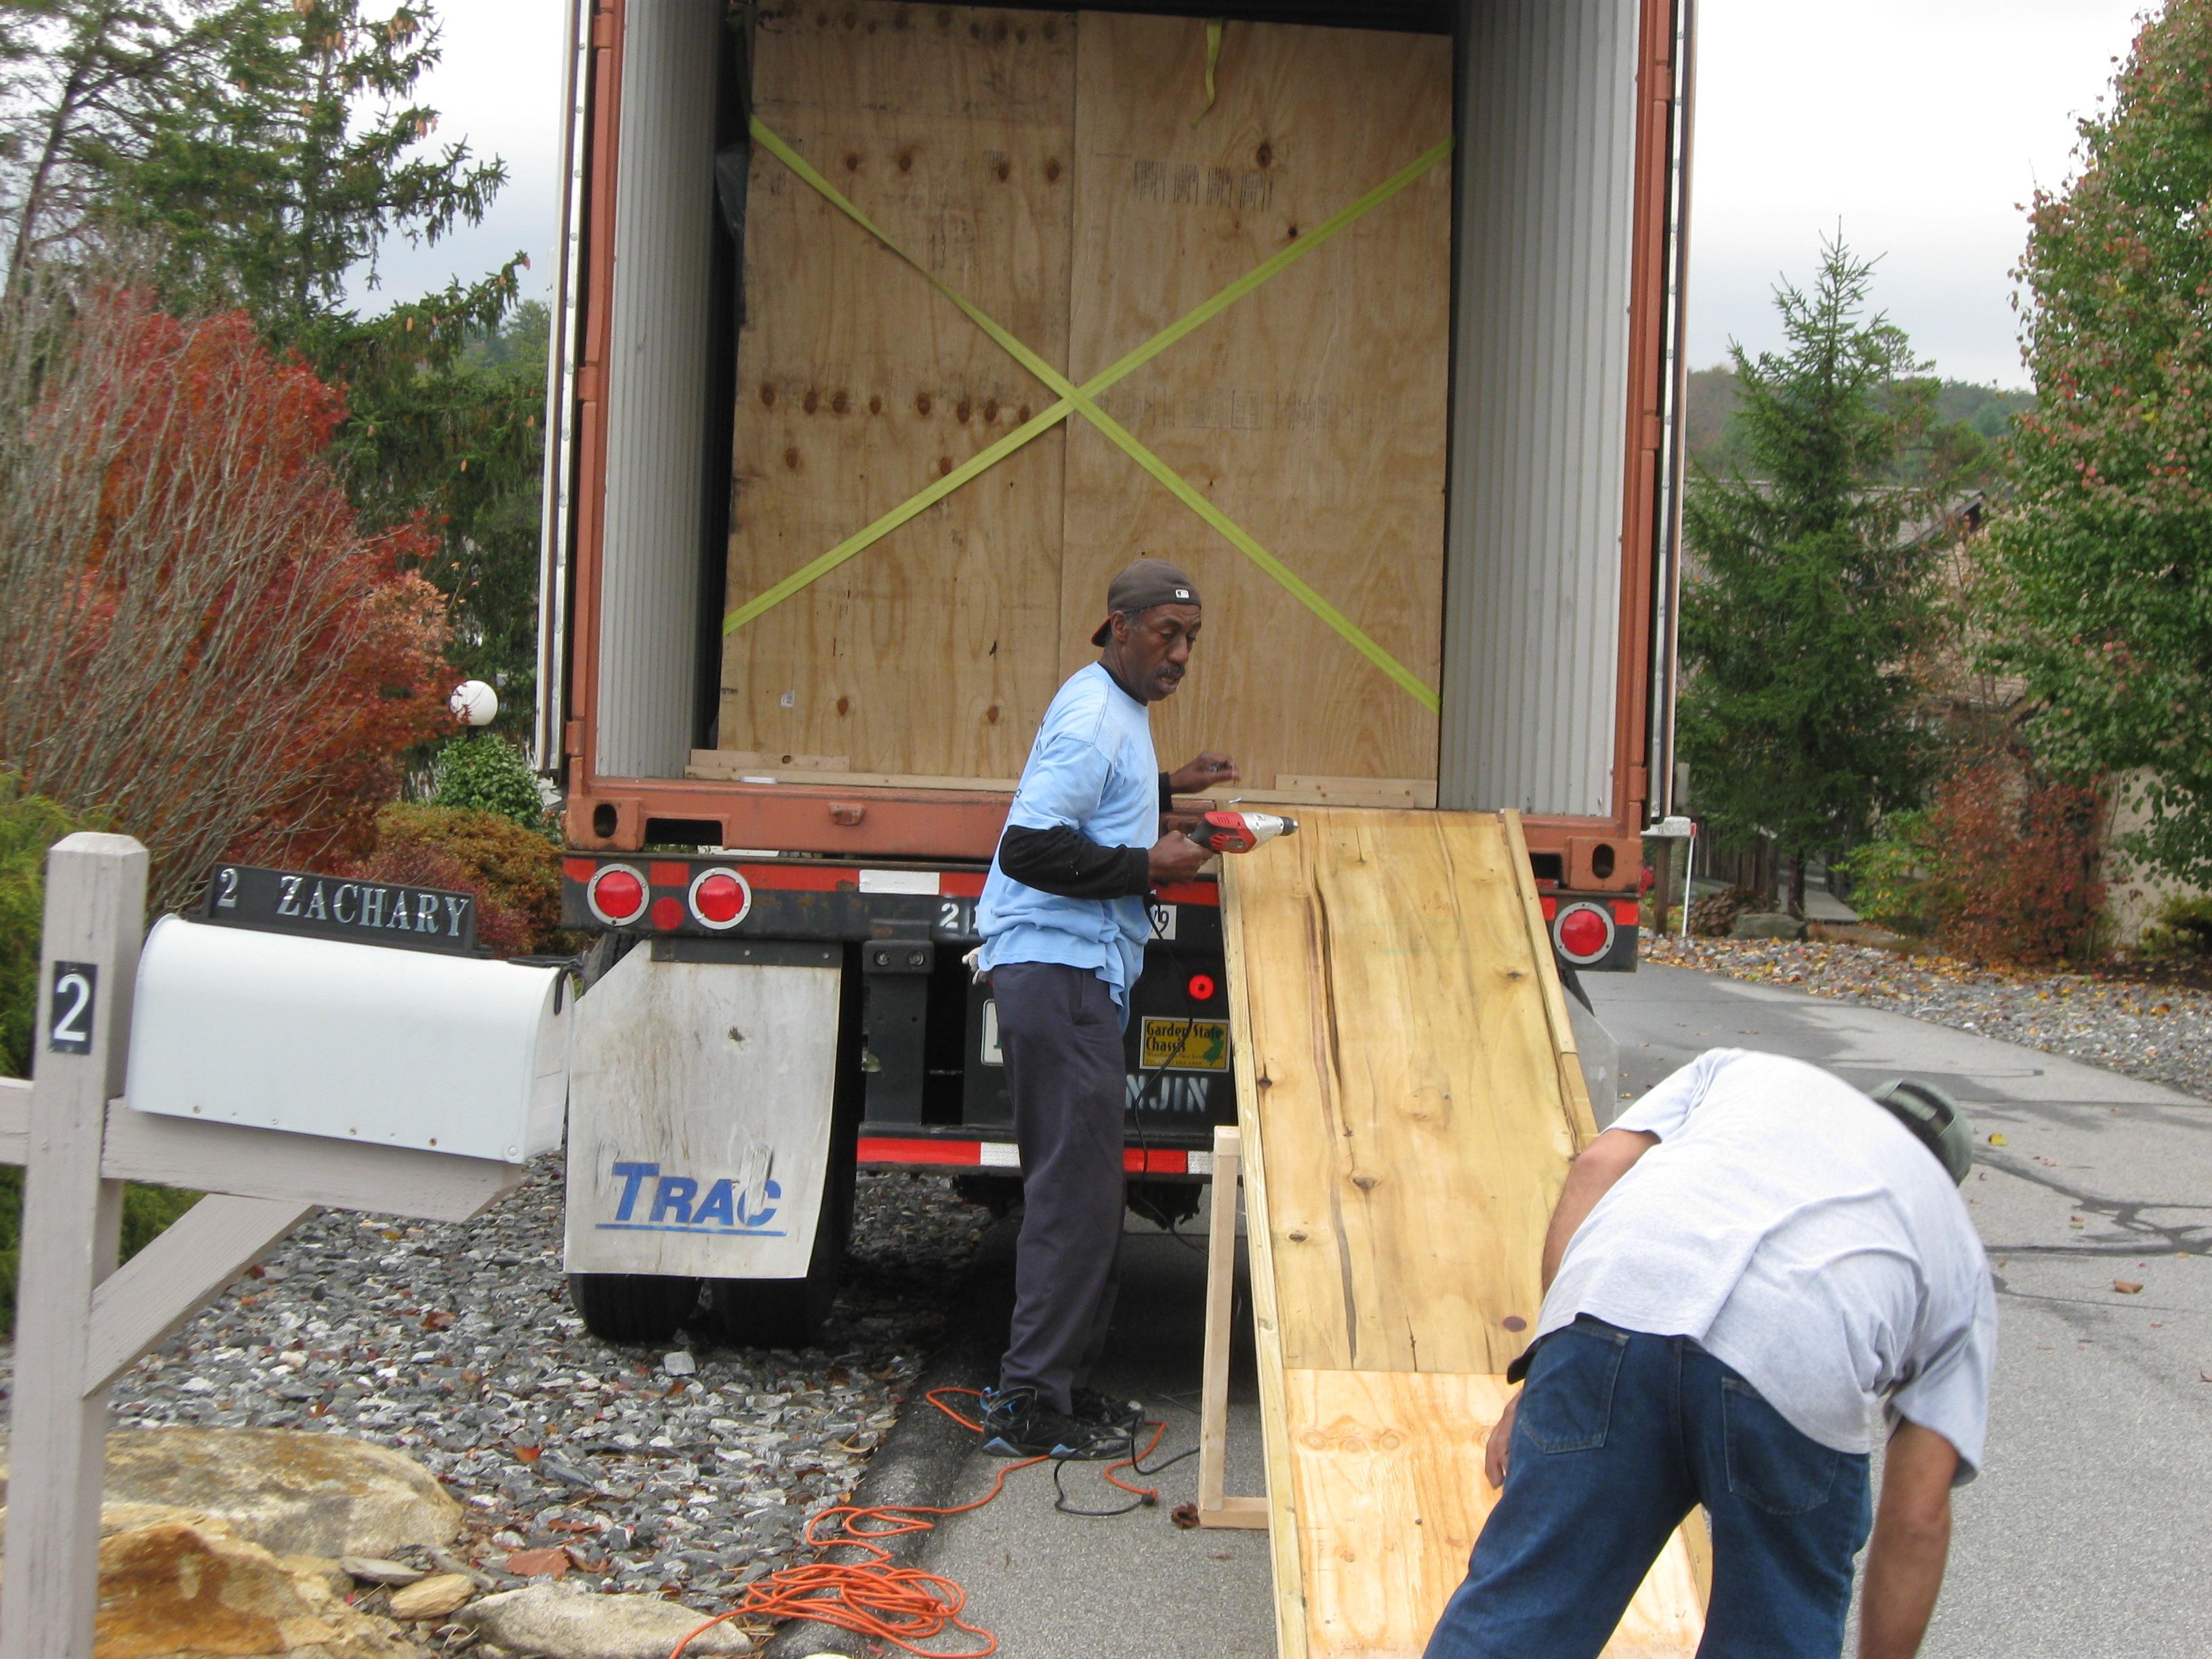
[857,964,2210,1659]
[1590,966,2212,1659]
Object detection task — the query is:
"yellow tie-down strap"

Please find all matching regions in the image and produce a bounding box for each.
[726,115,1451,716]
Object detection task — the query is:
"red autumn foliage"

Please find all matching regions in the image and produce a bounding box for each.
[0,282,451,905]
[1921,758,2106,966]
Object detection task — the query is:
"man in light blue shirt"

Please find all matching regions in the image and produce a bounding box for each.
[975,558,1236,1460]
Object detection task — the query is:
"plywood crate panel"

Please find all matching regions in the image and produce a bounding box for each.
[719,1,1076,779]
[718,7,1451,794]
[1060,15,1452,790]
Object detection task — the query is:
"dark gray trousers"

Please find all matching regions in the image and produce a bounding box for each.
[990,961,1126,1415]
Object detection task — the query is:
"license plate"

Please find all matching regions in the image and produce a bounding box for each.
[1139,1016,1229,1071]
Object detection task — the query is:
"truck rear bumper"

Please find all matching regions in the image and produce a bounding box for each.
[858,1131,1215,1181]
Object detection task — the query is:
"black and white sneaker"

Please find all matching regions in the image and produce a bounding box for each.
[1071,1387,1145,1435]
[977,1385,1129,1460]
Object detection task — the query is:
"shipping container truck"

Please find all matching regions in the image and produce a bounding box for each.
[538,0,1696,1347]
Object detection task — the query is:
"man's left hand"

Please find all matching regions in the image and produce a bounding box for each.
[1168,752,1240,795]
[1486,1391,1519,1488]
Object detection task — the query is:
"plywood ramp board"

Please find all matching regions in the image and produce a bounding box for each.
[1285,1370,1703,1659]
[1061,16,1451,790]
[1229,809,1575,1375]
[719,1,1074,778]
[1223,810,1704,1656]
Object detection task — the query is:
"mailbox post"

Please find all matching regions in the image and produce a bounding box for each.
[0,834,566,1659]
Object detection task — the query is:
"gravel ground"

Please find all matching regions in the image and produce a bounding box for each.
[2,1162,992,1640]
[1645,934,2212,1101]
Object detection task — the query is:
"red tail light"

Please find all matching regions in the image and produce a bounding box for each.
[1553,901,1615,965]
[689,867,752,930]
[1187,972,1216,1002]
[586,864,648,926]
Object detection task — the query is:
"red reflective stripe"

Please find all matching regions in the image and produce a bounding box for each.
[1540,895,1559,921]
[858,1136,980,1166]
[857,1138,1190,1174]
[1124,1148,1188,1174]
[735,864,857,892]
[1612,900,1642,926]
[572,859,995,896]
[1153,882,1219,906]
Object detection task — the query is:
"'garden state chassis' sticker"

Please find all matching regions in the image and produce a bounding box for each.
[1139,1016,1230,1072]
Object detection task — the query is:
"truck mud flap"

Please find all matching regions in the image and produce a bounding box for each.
[563,942,841,1280]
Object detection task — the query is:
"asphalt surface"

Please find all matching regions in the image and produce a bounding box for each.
[1591,964,2212,1659]
[856,962,2210,1658]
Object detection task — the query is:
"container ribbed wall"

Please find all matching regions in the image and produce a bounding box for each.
[594,1,720,779]
[1439,0,1637,817]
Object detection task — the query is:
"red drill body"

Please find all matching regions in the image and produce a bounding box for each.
[1190,810,1299,855]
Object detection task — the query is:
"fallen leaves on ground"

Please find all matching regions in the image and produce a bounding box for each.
[504,1546,573,1578]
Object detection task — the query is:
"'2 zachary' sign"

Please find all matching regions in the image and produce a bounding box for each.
[200,863,480,957]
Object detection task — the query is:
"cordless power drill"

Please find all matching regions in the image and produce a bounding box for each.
[1189,809,1298,854]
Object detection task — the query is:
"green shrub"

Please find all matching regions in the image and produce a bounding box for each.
[1836,811,1938,937]
[0,776,197,1337]
[2136,895,2212,959]
[365,802,565,953]
[2,774,106,1076]
[432,735,549,832]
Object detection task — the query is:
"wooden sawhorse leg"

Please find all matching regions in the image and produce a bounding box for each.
[1196,1124,1269,1529]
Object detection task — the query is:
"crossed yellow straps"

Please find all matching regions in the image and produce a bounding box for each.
[724,115,1452,715]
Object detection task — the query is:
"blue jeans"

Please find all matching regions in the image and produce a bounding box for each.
[1425,1319,1872,1659]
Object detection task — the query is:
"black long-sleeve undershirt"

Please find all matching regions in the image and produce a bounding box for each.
[993,772,1180,900]
[997,824,1151,900]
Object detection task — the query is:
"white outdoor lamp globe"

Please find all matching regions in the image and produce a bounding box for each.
[448,679,499,728]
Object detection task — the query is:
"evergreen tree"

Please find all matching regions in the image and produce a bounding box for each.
[1679,238,1944,917]
[1984,0,2212,885]
[0,1,234,285]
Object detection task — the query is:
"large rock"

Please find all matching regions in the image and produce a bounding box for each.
[456,1582,753,1658]
[91,1519,417,1659]
[0,1429,461,1560]
[1731,910,1807,941]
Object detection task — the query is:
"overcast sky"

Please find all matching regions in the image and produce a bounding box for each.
[369,0,2151,392]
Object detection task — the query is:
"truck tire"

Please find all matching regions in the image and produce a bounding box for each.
[567,1273,701,1345]
[706,1158,853,1350]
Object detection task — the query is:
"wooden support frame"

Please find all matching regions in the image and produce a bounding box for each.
[0,834,531,1659]
[1196,1125,1268,1531]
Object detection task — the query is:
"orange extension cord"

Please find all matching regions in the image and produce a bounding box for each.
[667,1386,1170,1658]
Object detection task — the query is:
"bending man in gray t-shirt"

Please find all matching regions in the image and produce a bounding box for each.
[1425,1048,1997,1659]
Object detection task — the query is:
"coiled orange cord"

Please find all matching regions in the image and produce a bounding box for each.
[667,1387,1168,1658]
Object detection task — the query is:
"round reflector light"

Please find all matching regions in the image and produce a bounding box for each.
[1187,973,1216,1002]
[689,867,752,930]
[587,864,648,926]
[1553,901,1614,965]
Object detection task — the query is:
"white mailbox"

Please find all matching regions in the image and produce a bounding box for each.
[126,916,569,1163]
